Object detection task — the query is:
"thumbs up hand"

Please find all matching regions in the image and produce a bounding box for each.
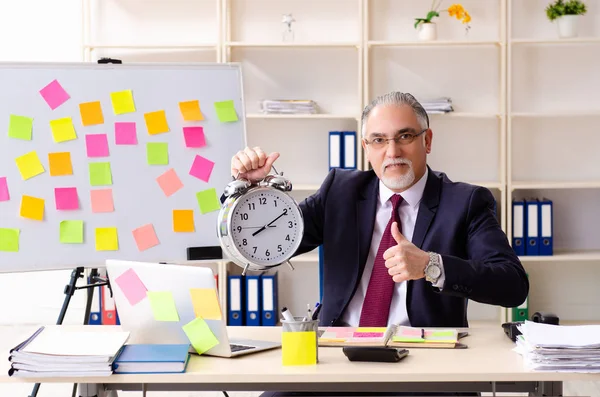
[383,222,430,283]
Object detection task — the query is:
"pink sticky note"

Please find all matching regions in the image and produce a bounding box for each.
[0,177,9,201]
[90,189,114,213]
[183,126,206,148]
[132,224,159,252]
[39,79,70,110]
[114,268,148,306]
[156,168,184,197]
[115,122,137,145]
[54,187,79,210]
[353,332,384,338]
[86,134,109,157]
[189,155,214,182]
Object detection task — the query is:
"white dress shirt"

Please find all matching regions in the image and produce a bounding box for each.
[340,168,446,327]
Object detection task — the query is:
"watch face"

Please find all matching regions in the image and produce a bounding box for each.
[229,188,303,266]
[428,264,441,279]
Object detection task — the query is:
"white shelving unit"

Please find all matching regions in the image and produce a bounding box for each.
[82,0,600,325]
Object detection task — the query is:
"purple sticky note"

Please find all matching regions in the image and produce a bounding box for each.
[115,268,148,306]
[54,187,79,210]
[39,79,70,110]
[0,177,9,201]
[86,134,110,157]
[183,126,206,148]
[189,155,214,182]
[115,122,137,145]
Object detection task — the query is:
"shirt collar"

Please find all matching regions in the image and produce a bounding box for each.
[378,167,428,210]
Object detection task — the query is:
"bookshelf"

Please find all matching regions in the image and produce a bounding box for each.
[82,0,600,326]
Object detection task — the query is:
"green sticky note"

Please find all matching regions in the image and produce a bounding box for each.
[430,330,456,337]
[182,317,219,355]
[392,336,424,343]
[146,143,168,165]
[60,220,83,244]
[214,100,238,123]
[147,291,180,321]
[196,188,221,214]
[89,162,112,186]
[9,115,33,140]
[0,228,19,252]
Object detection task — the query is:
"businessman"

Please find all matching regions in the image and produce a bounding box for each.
[230,91,529,330]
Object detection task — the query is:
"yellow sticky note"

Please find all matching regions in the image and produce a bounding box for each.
[20,195,45,221]
[147,291,180,322]
[110,90,136,115]
[355,327,387,333]
[95,227,118,251]
[50,117,77,143]
[179,100,204,121]
[79,101,104,126]
[173,209,194,232]
[144,110,169,135]
[190,288,222,320]
[15,151,45,180]
[48,152,73,176]
[182,317,219,355]
[282,332,317,366]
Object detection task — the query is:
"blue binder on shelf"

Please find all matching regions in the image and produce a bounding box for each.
[511,199,525,256]
[525,198,540,256]
[227,275,244,326]
[245,274,262,326]
[318,245,324,302]
[88,281,102,325]
[539,198,553,256]
[342,131,356,169]
[328,131,343,169]
[260,273,278,326]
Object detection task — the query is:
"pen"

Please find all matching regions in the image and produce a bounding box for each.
[305,304,312,322]
[421,328,425,340]
[281,307,295,323]
[311,303,322,321]
[383,324,397,347]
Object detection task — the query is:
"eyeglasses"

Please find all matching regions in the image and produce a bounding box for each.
[363,129,427,150]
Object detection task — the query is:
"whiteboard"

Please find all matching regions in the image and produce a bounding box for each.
[0,62,246,272]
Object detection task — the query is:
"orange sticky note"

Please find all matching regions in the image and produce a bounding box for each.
[90,189,114,213]
[20,195,44,221]
[179,100,204,121]
[132,224,159,252]
[79,101,104,126]
[15,151,45,180]
[190,288,222,320]
[48,152,73,176]
[173,209,194,232]
[144,110,169,135]
[156,168,183,197]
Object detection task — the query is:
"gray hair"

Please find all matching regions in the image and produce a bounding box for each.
[361,92,429,137]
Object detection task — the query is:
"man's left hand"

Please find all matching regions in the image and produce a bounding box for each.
[383,222,430,283]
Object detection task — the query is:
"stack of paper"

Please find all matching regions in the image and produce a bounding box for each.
[259,99,319,114]
[515,321,600,372]
[8,325,130,377]
[421,97,454,114]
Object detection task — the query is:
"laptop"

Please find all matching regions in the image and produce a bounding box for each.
[105,259,280,358]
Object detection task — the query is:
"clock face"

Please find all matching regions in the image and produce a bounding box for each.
[229,188,303,266]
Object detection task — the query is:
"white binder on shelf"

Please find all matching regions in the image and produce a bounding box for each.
[342,131,356,169]
[328,131,342,170]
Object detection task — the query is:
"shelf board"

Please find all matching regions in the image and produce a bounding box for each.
[429,112,500,119]
[85,44,216,50]
[293,184,321,191]
[520,250,600,262]
[511,37,600,45]
[511,181,600,190]
[226,42,359,48]
[511,111,600,118]
[369,40,500,47]
[246,113,359,120]
[470,182,504,190]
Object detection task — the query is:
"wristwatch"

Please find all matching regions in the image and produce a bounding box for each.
[424,252,442,284]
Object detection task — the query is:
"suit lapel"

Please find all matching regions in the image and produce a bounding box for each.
[356,173,379,275]
[411,167,441,249]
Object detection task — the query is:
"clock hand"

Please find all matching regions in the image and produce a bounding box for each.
[252,211,286,237]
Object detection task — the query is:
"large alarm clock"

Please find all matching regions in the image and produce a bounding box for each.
[217,167,304,275]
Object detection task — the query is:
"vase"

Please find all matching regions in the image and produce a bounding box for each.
[557,15,579,38]
[418,22,437,41]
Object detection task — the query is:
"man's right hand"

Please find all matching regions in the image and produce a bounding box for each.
[231,146,280,182]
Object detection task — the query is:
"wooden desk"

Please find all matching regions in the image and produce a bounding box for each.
[2,323,600,396]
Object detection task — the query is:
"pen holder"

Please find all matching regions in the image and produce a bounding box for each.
[281,316,318,366]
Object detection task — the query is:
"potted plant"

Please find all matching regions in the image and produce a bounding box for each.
[414,1,472,41]
[546,0,587,38]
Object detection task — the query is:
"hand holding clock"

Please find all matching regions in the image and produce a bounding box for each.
[231,146,280,181]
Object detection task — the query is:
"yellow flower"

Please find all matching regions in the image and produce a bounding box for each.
[448,4,465,19]
[462,11,471,24]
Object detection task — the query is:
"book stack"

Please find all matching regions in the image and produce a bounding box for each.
[8,325,130,377]
[515,321,600,372]
[421,97,454,114]
[113,343,191,374]
[259,99,319,114]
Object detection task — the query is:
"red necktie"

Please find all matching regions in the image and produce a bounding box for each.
[359,194,403,327]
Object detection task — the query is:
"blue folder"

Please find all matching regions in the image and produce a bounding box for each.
[113,344,190,374]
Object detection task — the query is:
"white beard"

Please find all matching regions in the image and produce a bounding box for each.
[381,158,415,190]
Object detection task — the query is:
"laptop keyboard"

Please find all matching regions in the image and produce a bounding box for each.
[230,343,256,352]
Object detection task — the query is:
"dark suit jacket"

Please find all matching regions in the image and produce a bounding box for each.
[294,166,529,328]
